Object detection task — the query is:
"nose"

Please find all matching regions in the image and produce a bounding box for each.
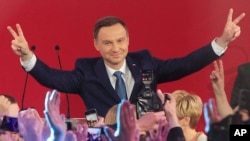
[112,43,120,52]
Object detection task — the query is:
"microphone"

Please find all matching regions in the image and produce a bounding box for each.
[54,45,72,130]
[55,45,63,70]
[21,45,36,110]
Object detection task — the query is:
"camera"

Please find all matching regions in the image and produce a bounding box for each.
[136,70,162,118]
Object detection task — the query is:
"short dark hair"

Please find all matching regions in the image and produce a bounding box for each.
[93,16,128,39]
[0,94,17,104]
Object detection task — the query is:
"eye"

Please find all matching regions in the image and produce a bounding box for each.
[103,41,111,45]
[117,38,124,43]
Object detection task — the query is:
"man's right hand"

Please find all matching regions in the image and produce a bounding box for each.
[7,24,33,61]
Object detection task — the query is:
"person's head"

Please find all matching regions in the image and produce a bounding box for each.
[104,103,137,125]
[104,104,118,125]
[172,90,203,129]
[93,16,129,70]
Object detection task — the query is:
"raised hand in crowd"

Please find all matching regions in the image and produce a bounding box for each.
[0,95,11,116]
[137,111,167,134]
[156,89,185,141]
[94,116,105,128]
[42,120,51,141]
[204,60,236,141]
[147,119,168,141]
[0,131,16,141]
[64,131,77,141]
[210,60,233,119]
[203,98,221,133]
[104,100,139,141]
[73,123,88,141]
[18,108,44,141]
[44,90,67,141]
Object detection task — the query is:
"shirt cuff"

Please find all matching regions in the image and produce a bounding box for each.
[20,54,37,72]
[211,38,228,56]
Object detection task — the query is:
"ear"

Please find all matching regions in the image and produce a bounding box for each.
[94,39,100,51]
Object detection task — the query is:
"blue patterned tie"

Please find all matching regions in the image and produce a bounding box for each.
[113,71,127,100]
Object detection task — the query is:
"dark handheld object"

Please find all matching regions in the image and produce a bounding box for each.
[161,94,171,109]
[0,116,19,133]
[85,108,99,128]
[136,70,162,119]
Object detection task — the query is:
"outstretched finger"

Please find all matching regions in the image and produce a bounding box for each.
[233,12,246,25]
[44,91,52,112]
[226,8,233,23]
[7,26,18,39]
[218,60,224,77]
[213,61,219,72]
[156,89,164,103]
[50,90,60,110]
[203,103,210,133]
[16,24,24,36]
[103,126,116,141]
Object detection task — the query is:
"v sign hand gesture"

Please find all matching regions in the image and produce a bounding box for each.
[216,8,246,48]
[7,24,33,61]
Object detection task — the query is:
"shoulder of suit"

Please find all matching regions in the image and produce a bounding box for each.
[75,57,103,66]
[76,57,101,61]
[127,49,152,57]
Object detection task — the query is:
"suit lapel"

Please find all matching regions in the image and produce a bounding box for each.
[126,56,142,103]
[94,58,121,102]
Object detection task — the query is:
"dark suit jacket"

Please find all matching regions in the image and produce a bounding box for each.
[29,44,219,116]
[231,62,250,108]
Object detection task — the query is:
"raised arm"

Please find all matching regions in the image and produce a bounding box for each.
[44,90,67,141]
[215,8,246,48]
[210,60,233,118]
[7,24,33,61]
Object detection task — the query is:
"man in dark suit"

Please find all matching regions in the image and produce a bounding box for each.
[7,8,245,132]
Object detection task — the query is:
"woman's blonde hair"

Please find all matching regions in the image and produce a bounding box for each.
[172,90,203,129]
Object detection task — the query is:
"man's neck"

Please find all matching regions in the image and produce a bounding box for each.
[105,60,126,71]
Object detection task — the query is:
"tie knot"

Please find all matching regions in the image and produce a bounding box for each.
[113,71,122,78]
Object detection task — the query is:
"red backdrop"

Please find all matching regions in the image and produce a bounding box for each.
[0,0,250,131]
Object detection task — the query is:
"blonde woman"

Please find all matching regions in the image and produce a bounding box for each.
[172,90,207,141]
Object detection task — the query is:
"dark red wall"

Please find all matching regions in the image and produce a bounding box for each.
[0,0,250,131]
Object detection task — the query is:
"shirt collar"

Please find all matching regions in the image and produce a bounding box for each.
[106,60,127,77]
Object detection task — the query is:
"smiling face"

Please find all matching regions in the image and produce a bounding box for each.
[94,23,129,70]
